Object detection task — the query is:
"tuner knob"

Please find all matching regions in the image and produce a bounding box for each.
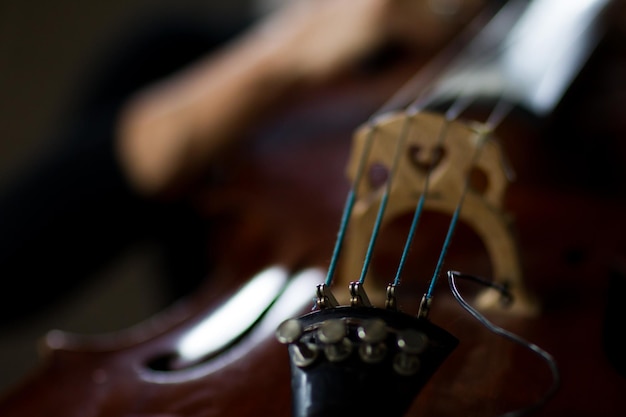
[276,319,318,368]
[394,329,429,376]
[397,329,428,354]
[276,319,303,344]
[317,319,352,362]
[357,319,388,363]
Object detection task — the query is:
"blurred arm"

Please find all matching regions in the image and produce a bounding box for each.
[116,0,484,197]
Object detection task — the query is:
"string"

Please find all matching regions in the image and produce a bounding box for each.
[392,0,511,290]
[324,124,377,287]
[426,133,486,299]
[322,84,454,289]
[353,62,510,290]
[392,95,475,287]
[424,97,512,301]
[447,271,560,417]
[372,0,508,118]
[355,114,415,284]
[391,125,436,287]
[356,77,479,286]
[323,0,519,291]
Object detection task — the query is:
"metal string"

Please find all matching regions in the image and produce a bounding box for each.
[324,124,377,287]
[425,131,486,298]
[355,83,478,287]
[392,95,475,288]
[357,112,414,284]
[424,98,512,301]
[321,0,518,292]
[447,270,560,417]
[321,86,441,289]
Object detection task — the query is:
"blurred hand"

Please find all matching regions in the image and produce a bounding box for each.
[254,0,485,81]
[116,0,485,197]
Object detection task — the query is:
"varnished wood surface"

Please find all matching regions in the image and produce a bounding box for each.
[2,2,626,415]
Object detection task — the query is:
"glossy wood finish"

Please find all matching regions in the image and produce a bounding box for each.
[2,4,626,416]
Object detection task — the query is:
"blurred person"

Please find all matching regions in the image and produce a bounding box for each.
[0,0,485,325]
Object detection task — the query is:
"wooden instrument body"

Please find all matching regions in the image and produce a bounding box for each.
[2,3,626,416]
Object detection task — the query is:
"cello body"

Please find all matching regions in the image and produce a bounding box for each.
[2,0,626,416]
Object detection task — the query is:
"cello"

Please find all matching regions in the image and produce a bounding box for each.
[1,0,626,416]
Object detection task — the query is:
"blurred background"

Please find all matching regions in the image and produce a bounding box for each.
[0,0,275,395]
[2,0,625,404]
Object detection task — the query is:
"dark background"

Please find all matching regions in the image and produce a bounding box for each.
[0,0,270,395]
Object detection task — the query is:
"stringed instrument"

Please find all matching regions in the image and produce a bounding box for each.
[1,0,625,416]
